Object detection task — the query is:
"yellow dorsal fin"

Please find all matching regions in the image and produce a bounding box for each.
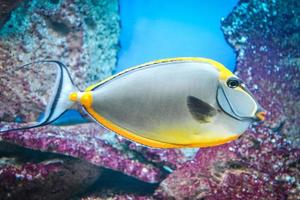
[86,57,233,91]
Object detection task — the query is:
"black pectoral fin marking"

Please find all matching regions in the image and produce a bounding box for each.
[187,96,217,123]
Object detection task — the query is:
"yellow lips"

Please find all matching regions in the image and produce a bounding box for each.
[256,111,266,121]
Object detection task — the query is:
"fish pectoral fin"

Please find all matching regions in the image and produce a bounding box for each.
[187,95,217,123]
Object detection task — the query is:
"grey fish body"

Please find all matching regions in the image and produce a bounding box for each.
[89,60,250,146]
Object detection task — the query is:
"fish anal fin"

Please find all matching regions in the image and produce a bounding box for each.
[187,96,217,123]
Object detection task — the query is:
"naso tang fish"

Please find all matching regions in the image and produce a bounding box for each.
[1,57,266,148]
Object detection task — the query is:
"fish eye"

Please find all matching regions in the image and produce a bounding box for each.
[226,77,240,88]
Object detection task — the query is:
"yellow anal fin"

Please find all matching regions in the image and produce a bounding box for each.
[85,105,239,148]
[84,106,183,148]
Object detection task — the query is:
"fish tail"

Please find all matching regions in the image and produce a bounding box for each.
[0,60,79,133]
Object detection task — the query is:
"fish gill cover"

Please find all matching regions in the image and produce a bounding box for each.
[0,0,299,199]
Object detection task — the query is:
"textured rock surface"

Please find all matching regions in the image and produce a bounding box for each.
[155,0,300,199]
[0,142,102,200]
[0,123,161,183]
[1,0,299,199]
[222,0,300,147]
[155,132,300,199]
[0,0,120,122]
[0,0,122,198]
[82,195,153,200]
[0,1,192,197]
[0,0,23,27]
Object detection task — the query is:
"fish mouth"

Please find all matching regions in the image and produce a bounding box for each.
[255,110,267,121]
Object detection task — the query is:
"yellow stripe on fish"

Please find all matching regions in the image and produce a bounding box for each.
[85,57,233,92]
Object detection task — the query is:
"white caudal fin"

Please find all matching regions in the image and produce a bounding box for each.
[38,61,78,125]
[0,60,78,133]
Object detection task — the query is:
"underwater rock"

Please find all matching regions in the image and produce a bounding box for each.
[155,131,300,199]
[155,0,300,199]
[221,0,300,147]
[82,195,153,200]
[0,0,120,122]
[0,152,102,200]
[81,168,157,199]
[0,123,160,183]
[0,0,23,28]
[0,0,299,199]
[0,1,191,195]
[0,122,190,183]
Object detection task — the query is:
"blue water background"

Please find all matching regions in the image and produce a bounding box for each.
[116,0,238,72]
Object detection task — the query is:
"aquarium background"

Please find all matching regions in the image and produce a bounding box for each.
[117,0,237,72]
[0,0,299,199]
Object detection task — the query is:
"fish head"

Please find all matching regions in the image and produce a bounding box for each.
[216,75,266,122]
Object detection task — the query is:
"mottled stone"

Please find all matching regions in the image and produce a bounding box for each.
[1,0,299,199]
[0,155,102,200]
[82,195,153,200]
[0,123,164,183]
[0,0,120,122]
[0,0,23,27]
[155,0,300,199]
[155,131,300,199]
[221,0,300,146]
[0,121,192,184]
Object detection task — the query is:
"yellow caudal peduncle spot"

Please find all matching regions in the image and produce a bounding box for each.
[68,91,93,107]
[69,92,78,102]
[80,92,93,107]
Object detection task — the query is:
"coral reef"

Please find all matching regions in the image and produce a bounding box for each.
[155,0,300,199]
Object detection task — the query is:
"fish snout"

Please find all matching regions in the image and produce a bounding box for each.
[255,108,267,121]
